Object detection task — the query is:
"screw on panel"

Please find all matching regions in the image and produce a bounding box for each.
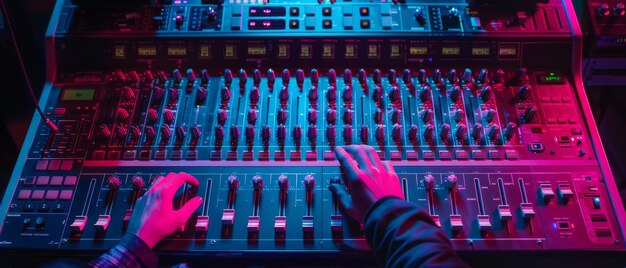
[319,240,324,245]
[615,240,620,245]
[210,240,216,245]
[468,240,474,247]
[536,239,542,246]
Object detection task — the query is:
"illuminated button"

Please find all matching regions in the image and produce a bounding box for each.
[18,190,31,200]
[50,176,63,186]
[23,176,36,186]
[477,215,492,231]
[47,159,60,171]
[35,160,48,171]
[94,215,111,231]
[323,20,332,29]
[305,17,315,29]
[45,190,59,200]
[343,17,354,29]
[322,7,332,16]
[360,20,370,29]
[195,216,209,232]
[31,190,45,200]
[60,190,73,200]
[70,216,88,232]
[290,7,299,16]
[360,7,370,16]
[64,176,77,186]
[60,160,73,170]
[289,20,299,29]
[593,197,601,209]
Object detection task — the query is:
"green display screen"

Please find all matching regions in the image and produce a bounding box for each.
[538,73,565,85]
[61,89,95,101]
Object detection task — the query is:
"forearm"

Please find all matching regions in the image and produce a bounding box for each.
[89,233,159,268]
[364,197,469,268]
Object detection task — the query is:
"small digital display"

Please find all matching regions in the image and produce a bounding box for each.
[249,6,286,17]
[300,44,312,59]
[472,47,490,56]
[247,46,267,55]
[138,46,157,56]
[322,44,334,59]
[390,44,401,58]
[367,44,379,59]
[167,46,187,56]
[200,45,212,58]
[498,47,517,56]
[114,45,126,58]
[538,72,566,84]
[345,44,356,59]
[442,47,460,55]
[248,19,286,30]
[409,46,428,55]
[224,45,236,58]
[277,44,289,58]
[61,89,95,101]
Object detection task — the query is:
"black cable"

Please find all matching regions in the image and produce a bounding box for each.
[0,0,58,132]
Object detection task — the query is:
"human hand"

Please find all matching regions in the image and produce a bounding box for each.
[329,145,404,224]
[127,172,203,248]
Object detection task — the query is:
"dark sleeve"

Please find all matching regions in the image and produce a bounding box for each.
[364,196,469,268]
[88,233,159,268]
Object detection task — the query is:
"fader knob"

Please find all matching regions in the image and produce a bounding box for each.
[172,69,183,82]
[388,69,397,85]
[163,109,174,125]
[421,108,433,124]
[343,126,353,145]
[196,87,207,103]
[391,109,401,125]
[480,86,493,102]
[462,68,473,84]
[130,126,141,140]
[186,68,196,81]
[423,175,435,190]
[418,69,427,85]
[221,87,231,103]
[453,109,465,123]
[408,125,419,143]
[277,109,288,125]
[160,125,172,141]
[419,85,431,102]
[278,175,289,190]
[308,87,319,104]
[449,86,461,103]
[374,108,384,124]
[293,125,303,147]
[223,69,233,86]
[403,69,412,85]
[253,69,262,86]
[328,69,337,85]
[484,109,497,123]
[433,69,442,84]
[267,69,276,89]
[372,86,383,103]
[373,69,382,84]
[131,176,145,190]
[487,124,501,142]
[389,86,401,104]
[471,123,484,142]
[360,125,369,144]
[117,108,130,122]
[445,174,458,189]
[456,123,468,142]
[106,176,121,191]
[343,86,353,103]
[304,175,315,190]
[227,175,239,190]
[327,109,337,125]
[249,87,260,106]
[375,125,385,142]
[326,86,337,103]
[358,69,367,85]
[597,3,611,16]
[517,84,532,101]
[504,122,517,140]
[310,69,319,85]
[343,109,354,125]
[440,124,451,144]
[423,124,435,144]
[513,68,528,85]
[296,69,305,89]
[239,69,248,90]
[477,68,489,84]
[122,86,135,101]
[344,69,353,85]
[492,69,505,84]
[307,109,318,124]
[144,126,156,140]
[392,124,402,144]
[190,125,201,140]
[447,68,458,84]
[524,106,537,122]
[217,110,228,126]
[115,127,127,140]
[262,125,271,147]
[229,125,240,147]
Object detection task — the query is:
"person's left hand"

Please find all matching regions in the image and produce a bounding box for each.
[127,172,203,248]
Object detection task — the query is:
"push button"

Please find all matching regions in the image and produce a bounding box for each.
[322,7,332,16]
[359,7,370,16]
[323,20,332,29]
[360,20,370,29]
[289,20,299,29]
[290,7,299,16]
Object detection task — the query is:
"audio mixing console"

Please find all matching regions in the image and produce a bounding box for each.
[1,0,625,262]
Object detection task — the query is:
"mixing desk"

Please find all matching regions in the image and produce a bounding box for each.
[1,0,625,262]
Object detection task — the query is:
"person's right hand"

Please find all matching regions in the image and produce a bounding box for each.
[329,145,404,224]
[127,172,203,248]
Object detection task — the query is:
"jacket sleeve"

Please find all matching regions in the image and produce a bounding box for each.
[364,196,469,268]
[88,233,159,268]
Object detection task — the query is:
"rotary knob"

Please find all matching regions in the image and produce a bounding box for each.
[513,67,528,85]
[229,125,240,148]
[421,108,433,124]
[328,69,337,85]
[419,86,432,102]
[239,69,248,92]
[343,109,354,125]
[326,86,337,104]
[249,87,260,107]
[196,87,207,103]
[201,69,209,83]
[277,109,288,125]
[293,125,302,148]
[190,125,201,140]
[358,69,367,85]
[327,109,337,125]
[267,68,276,90]
[484,109,497,123]
[449,86,461,103]
[278,175,289,190]
[462,68,473,84]
[227,175,239,190]
[423,175,435,190]
[344,69,353,85]
[492,69,505,84]
[277,124,287,147]
[308,86,319,104]
[477,68,489,85]
[408,124,419,143]
[597,3,611,16]
[304,175,315,190]
[471,123,483,142]
[440,123,451,144]
[307,109,318,125]
[262,125,271,148]
[418,69,427,85]
[117,108,130,122]
[214,125,225,146]
[223,68,233,86]
[176,126,186,141]
[217,109,228,126]
[614,3,625,16]
[373,69,382,85]
[524,106,537,123]
[163,109,175,125]
[504,122,517,140]
[160,124,172,141]
[402,69,412,85]
[296,69,305,90]
[453,109,465,123]
[433,69,442,85]
[186,68,197,81]
[106,176,121,191]
[391,108,401,125]
[456,123,468,142]
[130,126,141,140]
[480,86,493,102]
[343,86,353,103]
[374,108,384,124]
[447,68,458,85]
[307,125,317,144]
[122,86,135,101]
[389,86,401,104]
[247,109,258,125]
[517,84,532,101]
[326,125,336,143]
[279,86,290,106]
[423,124,435,144]
[487,124,501,142]
[343,126,353,145]
[375,125,385,143]
[115,126,127,140]
[152,86,164,103]
[360,125,369,144]
[144,126,156,141]
[445,174,458,189]
[310,69,319,86]
[131,176,145,190]
[221,87,231,103]
[388,69,397,85]
[172,69,183,82]
[372,86,383,103]
[392,124,402,144]
[253,69,262,86]
[168,88,179,102]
